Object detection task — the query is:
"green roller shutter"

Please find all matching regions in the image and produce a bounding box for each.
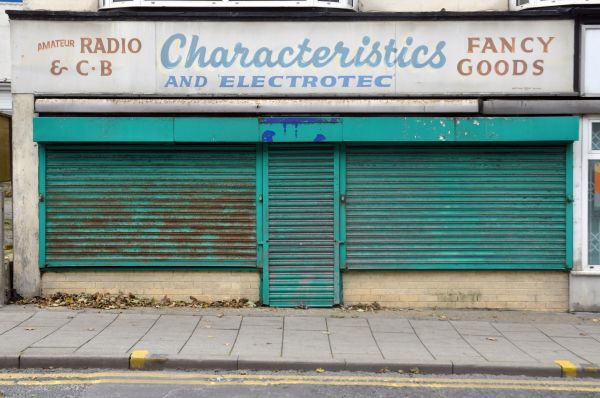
[345,145,568,270]
[42,145,257,267]
[267,145,336,307]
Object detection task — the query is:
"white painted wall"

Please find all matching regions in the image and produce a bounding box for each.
[11,94,40,297]
[359,0,508,12]
[1,2,24,84]
[24,0,97,11]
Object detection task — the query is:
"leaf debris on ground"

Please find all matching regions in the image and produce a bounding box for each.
[12,292,257,310]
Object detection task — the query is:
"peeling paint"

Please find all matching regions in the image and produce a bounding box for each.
[260,117,341,125]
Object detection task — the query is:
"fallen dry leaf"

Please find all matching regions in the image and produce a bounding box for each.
[486,337,498,342]
[12,292,254,310]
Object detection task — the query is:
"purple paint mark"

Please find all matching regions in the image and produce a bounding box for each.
[314,134,327,142]
[262,130,276,142]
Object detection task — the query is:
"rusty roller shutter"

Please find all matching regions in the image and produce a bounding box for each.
[345,145,567,270]
[267,145,336,307]
[43,145,257,267]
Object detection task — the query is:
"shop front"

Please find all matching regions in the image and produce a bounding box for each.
[8,11,579,309]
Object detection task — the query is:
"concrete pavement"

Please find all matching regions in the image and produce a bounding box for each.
[1,306,600,377]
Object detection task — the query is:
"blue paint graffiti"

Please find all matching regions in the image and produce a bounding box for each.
[314,134,327,142]
[262,130,276,142]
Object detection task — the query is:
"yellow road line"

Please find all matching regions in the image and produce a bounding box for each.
[555,360,578,378]
[0,378,598,392]
[0,372,599,386]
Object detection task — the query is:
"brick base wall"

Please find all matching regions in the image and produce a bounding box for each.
[42,270,569,310]
[343,271,569,312]
[41,271,260,302]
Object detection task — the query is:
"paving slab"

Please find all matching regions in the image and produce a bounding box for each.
[327,317,369,331]
[22,348,77,355]
[552,337,600,364]
[198,315,241,330]
[536,324,586,338]
[501,331,554,342]
[241,316,283,328]
[373,332,434,361]
[283,330,332,359]
[0,321,26,335]
[451,321,502,337]
[30,313,116,349]
[0,312,35,323]
[20,312,75,328]
[131,315,199,354]
[328,325,381,358]
[231,325,283,357]
[493,323,540,333]
[410,320,455,333]
[77,314,159,354]
[462,335,534,362]
[179,328,238,356]
[508,339,589,364]
[284,316,326,331]
[368,318,414,334]
[575,325,600,334]
[0,326,61,354]
[411,320,484,362]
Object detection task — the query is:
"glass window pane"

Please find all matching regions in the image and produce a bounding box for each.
[592,122,600,150]
[589,160,600,265]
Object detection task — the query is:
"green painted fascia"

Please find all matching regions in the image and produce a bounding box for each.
[175,118,258,142]
[34,117,174,142]
[455,117,580,142]
[34,116,580,144]
[343,117,455,142]
[260,117,342,143]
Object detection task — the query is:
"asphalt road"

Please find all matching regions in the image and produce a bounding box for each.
[0,370,599,398]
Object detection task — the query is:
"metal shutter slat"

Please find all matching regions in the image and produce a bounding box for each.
[267,145,336,307]
[345,146,567,270]
[44,145,257,267]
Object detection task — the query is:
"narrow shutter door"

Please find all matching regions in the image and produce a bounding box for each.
[44,145,257,267]
[267,145,336,307]
[345,146,567,270]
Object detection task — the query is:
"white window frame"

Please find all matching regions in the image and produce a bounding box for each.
[100,0,357,10]
[582,26,600,97]
[581,117,600,271]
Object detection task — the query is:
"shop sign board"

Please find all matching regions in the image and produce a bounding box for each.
[11,20,575,96]
[583,26,600,97]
